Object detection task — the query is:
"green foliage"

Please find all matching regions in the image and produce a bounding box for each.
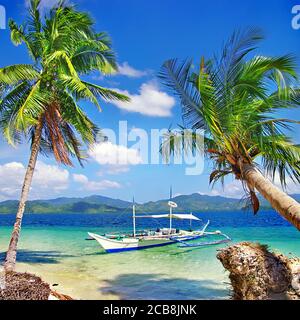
[0,1,129,164]
[1,192,298,214]
[159,28,300,210]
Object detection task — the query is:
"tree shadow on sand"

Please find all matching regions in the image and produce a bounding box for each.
[100,273,230,300]
[0,250,74,264]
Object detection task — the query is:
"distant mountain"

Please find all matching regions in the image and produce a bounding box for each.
[0,195,132,214]
[139,193,243,212]
[41,195,132,208]
[0,193,299,214]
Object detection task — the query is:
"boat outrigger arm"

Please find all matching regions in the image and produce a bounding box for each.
[88,199,231,253]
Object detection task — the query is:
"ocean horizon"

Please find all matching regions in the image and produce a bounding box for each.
[1,210,299,300]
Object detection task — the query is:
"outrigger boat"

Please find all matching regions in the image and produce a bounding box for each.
[88,198,231,253]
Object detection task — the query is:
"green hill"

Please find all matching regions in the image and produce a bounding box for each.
[0,193,299,214]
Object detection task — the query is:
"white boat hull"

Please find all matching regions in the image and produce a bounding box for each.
[88,232,176,253]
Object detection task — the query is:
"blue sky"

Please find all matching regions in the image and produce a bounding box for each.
[0,0,300,202]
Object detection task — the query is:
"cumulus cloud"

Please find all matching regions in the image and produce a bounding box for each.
[201,173,300,199]
[33,161,69,191]
[0,163,25,198]
[0,161,69,200]
[203,180,244,199]
[117,62,148,78]
[88,142,142,176]
[72,173,88,184]
[73,174,121,191]
[88,142,143,166]
[109,82,176,117]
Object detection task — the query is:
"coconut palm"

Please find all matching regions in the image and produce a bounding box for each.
[159,28,300,230]
[0,0,129,271]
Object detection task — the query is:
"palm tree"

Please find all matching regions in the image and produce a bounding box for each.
[0,0,129,271]
[159,28,300,230]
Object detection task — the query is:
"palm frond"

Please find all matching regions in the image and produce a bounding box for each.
[59,90,99,144]
[59,75,100,109]
[218,27,263,87]
[159,59,204,129]
[0,3,134,168]
[14,81,49,131]
[159,27,300,205]
[71,38,117,75]
[258,136,300,186]
[81,81,130,102]
[0,65,39,85]
[160,129,204,164]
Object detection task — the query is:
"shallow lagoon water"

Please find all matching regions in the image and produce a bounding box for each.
[0,210,299,300]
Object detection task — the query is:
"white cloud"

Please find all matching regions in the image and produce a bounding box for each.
[88,142,143,166]
[73,173,89,184]
[0,163,25,198]
[200,180,244,199]
[88,142,142,177]
[33,161,69,191]
[73,174,121,191]
[271,174,300,195]
[109,82,176,117]
[98,165,130,176]
[117,62,148,78]
[173,193,182,198]
[107,166,129,175]
[0,161,69,200]
[201,173,300,199]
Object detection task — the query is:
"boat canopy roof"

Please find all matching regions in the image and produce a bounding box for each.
[136,213,200,221]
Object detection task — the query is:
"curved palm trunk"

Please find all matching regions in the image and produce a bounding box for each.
[242,164,300,231]
[4,121,43,272]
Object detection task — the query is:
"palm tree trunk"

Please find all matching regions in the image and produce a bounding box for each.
[4,120,43,272]
[242,163,300,231]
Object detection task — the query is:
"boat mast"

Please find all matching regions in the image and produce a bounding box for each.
[169,186,173,233]
[133,197,136,238]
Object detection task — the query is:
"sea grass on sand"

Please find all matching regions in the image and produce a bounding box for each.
[0,272,51,300]
[0,271,73,300]
[217,242,300,300]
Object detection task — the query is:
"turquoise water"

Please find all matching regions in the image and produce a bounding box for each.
[0,211,299,300]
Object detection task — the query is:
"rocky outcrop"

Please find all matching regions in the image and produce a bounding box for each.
[0,272,50,300]
[0,271,73,300]
[217,242,300,300]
